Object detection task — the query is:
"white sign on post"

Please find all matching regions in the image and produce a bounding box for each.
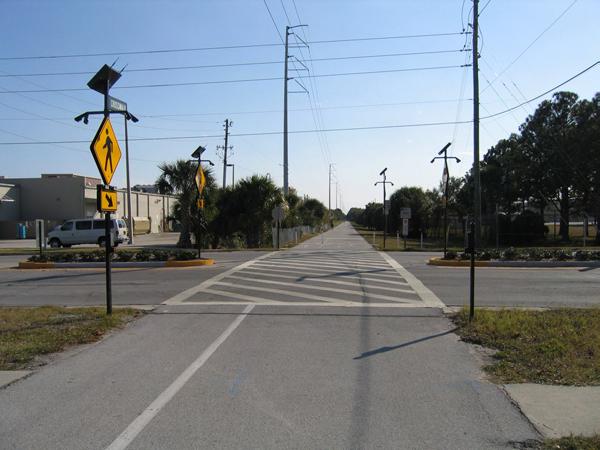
[400,208,411,219]
[402,218,409,237]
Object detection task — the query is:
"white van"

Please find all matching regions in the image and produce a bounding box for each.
[47,218,128,248]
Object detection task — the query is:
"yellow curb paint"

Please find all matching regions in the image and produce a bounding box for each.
[18,262,56,269]
[164,259,215,267]
[427,258,490,267]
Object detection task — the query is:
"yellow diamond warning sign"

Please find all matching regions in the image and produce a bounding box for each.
[195,165,206,195]
[90,117,121,185]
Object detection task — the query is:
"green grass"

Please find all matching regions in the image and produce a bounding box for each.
[453,308,600,385]
[0,306,141,370]
[540,435,600,449]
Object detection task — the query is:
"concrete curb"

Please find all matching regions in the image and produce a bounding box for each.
[428,257,600,268]
[18,259,215,269]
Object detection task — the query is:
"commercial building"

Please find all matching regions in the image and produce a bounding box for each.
[0,174,177,239]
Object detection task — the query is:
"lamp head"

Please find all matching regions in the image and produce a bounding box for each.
[379,167,387,176]
[74,113,89,124]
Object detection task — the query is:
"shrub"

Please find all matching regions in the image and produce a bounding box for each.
[444,251,457,260]
[501,247,518,260]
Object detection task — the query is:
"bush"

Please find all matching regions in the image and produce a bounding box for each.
[444,250,457,260]
[501,247,518,260]
[28,249,201,263]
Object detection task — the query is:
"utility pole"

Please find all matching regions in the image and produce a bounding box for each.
[472,0,481,247]
[374,168,394,249]
[335,182,338,210]
[470,0,481,321]
[283,27,290,196]
[218,119,232,189]
[431,142,460,258]
[328,163,332,225]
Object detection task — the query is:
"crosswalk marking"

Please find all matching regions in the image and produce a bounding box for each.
[232,269,408,292]
[241,267,411,286]
[163,230,445,308]
[225,275,416,300]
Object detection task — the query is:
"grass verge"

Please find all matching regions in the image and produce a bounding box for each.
[453,308,600,385]
[539,435,600,449]
[0,306,141,370]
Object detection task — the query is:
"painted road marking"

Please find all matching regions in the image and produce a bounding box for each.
[162,252,274,305]
[105,304,254,450]
[379,252,446,308]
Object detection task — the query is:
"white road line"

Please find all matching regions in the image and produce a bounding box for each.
[229,270,407,292]
[260,259,389,271]
[379,252,446,308]
[253,261,398,276]
[177,301,426,308]
[105,304,254,450]
[162,252,275,305]
[268,256,389,267]
[225,275,417,301]
[241,266,410,285]
[213,281,415,304]
[202,289,286,304]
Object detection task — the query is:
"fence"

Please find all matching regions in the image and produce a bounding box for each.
[272,225,316,247]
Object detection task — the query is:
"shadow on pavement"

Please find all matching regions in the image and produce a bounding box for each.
[353,328,457,360]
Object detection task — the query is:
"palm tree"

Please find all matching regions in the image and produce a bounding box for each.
[156,159,215,248]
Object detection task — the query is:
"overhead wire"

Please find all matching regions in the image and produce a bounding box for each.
[2,59,597,146]
[0,32,469,61]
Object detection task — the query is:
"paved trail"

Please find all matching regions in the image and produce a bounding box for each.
[0,223,538,449]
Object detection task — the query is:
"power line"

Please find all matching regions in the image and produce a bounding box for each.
[2,59,596,146]
[482,0,579,93]
[263,0,285,43]
[0,98,473,121]
[0,64,468,94]
[0,49,468,78]
[0,32,469,61]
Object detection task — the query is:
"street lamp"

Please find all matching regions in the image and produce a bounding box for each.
[431,142,460,258]
[374,168,394,249]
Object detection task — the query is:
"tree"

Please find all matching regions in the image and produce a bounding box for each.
[156,159,216,248]
[213,175,283,247]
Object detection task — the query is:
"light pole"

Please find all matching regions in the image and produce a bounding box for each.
[374,168,394,249]
[431,142,460,258]
[190,145,214,258]
[227,163,235,187]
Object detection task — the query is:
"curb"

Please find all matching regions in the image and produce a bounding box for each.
[18,259,215,269]
[428,257,600,268]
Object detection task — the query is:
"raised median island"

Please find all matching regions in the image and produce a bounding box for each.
[19,248,214,269]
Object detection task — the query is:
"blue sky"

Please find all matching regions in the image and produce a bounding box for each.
[1,0,598,210]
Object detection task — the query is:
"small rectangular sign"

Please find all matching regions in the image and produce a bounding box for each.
[97,185,118,212]
[197,198,205,209]
[402,218,409,236]
[400,207,411,219]
[108,96,127,112]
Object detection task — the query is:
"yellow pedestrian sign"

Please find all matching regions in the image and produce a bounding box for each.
[97,185,118,212]
[195,165,206,195]
[91,117,122,185]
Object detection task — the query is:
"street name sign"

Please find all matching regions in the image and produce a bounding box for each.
[400,207,412,219]
[91,117,122,185]
[97,185,118,212]
[108,96,127,112]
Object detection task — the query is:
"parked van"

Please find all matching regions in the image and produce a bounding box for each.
[47,218,128,248]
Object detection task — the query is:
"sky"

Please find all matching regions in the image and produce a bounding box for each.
[0,0,598,211]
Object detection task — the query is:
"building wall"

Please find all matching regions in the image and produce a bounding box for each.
[0,183,19,221]
[0,175,177,238]
[2,175,86,220]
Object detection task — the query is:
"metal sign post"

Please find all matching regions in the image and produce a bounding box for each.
[74,64,129,315]
[272,206,285,249]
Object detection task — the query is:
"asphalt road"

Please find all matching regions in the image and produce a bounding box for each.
[0,223,540,449]
[388,252,600,308]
